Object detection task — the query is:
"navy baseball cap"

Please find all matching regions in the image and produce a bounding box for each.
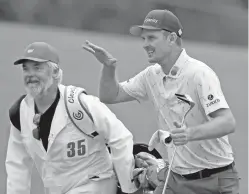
[14,42,59,65]
[130,9,183,37]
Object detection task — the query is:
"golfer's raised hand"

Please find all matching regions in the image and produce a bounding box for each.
[82,40,117,67]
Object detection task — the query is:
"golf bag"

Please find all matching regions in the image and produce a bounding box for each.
[116,143,162,194]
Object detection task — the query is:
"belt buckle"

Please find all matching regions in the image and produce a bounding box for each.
[200,169,212,179]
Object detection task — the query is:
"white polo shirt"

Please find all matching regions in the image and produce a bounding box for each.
[120,49,234,175]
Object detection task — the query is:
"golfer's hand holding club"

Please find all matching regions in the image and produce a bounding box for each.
[171,122,190,146]
[82,40,117,67]
[148,122,189,150]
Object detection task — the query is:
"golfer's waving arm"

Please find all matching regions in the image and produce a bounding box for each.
[83,41,148,104]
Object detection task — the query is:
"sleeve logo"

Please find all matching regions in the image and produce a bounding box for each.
[208,94,214,101]
[206,98,220,107]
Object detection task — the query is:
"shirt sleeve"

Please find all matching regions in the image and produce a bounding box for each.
[120,68,148,102]
[6,123,34,194]
[194,67,229,116]
[80,95,138,193]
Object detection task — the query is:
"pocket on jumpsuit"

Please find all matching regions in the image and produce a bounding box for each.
[65,175,117,194]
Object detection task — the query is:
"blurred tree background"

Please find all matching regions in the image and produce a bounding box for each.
[0,0,247,46]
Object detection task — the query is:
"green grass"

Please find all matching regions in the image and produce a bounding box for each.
[0,22,247,193]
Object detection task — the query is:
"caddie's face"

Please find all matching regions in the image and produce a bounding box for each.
[141,29,171,64]
[22,61,54,97]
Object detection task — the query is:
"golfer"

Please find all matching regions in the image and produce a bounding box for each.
[83,9,240,194]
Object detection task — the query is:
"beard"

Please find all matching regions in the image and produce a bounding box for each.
[25,76,54,98]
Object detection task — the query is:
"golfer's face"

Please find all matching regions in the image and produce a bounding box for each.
[141,29,170,64]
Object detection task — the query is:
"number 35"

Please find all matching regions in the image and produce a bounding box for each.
[67,139,86,158]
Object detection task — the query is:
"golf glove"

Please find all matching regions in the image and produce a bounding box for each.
[148,130,172,152]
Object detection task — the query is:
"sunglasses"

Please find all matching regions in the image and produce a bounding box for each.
[33,113,41,140]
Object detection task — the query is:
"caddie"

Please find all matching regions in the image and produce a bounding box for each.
[5,42,139,194]
[83,9,240,194]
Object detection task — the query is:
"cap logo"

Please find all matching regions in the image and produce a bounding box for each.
[27,49,34,53]
[144,18,158,24]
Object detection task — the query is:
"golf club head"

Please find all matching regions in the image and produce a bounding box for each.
[175,93,195,108]
[175,93,195,125]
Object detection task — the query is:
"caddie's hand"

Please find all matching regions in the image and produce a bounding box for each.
[148,130,171,151]
[135,152,158,167]
[132,168,148,189]
[82,40,117,67]
[171,122,189,146]
[146,165,161,188]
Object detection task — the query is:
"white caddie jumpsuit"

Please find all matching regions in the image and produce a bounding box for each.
[6,85,138,194]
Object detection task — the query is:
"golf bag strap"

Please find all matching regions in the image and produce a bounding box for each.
[64,85,99,138]
[9,95,26,131]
